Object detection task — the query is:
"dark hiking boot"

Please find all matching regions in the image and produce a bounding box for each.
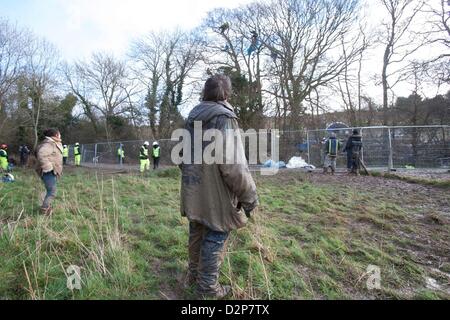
[41,206,53,216]
[183,271,198,289]
[198,284,231,300]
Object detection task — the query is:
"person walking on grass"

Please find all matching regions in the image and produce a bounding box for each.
[180,74,258,299]
[35,128,63,216]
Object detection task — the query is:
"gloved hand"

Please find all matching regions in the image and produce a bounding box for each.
[237,200,258,219]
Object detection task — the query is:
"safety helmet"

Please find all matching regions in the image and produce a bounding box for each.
[153,141,159,146]
[75,142,80,146]
[144,141,150,146]
[0,144,7,149]
[63,145,68,148]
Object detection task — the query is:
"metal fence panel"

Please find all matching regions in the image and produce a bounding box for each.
[65,125,449,170]
[306,126,450,169]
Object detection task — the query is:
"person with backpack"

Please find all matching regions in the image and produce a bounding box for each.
[323,132,342,175]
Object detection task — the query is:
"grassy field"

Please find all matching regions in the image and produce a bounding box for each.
[0,167,449,300]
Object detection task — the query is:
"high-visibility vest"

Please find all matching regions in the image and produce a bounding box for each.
[63,147,69,157]
[118,148,124,158]
[0,149,8,170]
[74,146,81,156]
[326,138,340,156]
[140,146,149,160]
[152,146,160,158]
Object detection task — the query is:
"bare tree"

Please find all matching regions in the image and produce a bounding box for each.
[202,4,267,129]
[259,0,364,129]
[65,53,134,140]
[20,38,59,148]
[130,30,203,138]
[421,0,450,84]
[379,0,425,125]
[0,18,29,113]
[130,33,165,138]
[336,25,371,126]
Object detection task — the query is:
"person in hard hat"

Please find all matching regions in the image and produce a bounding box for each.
[152,141,161,170]
[62,145,69,165]
[74,143,81,166]
[323,132,342,175]
[0,144,9,172]
[35,128,63,216]
[117,144,125,165]
[140,141,150,173]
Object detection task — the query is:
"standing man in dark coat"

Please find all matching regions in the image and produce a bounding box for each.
[344,129,363,175]
[180,75,258,299]
[19,145,31,167]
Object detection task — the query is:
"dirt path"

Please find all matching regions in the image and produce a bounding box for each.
[308,173,450,218]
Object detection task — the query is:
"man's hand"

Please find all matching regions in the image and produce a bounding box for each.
[237,200,258,219]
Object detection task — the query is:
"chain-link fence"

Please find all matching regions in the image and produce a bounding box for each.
[306,125,450,170]
[65,125,449,171]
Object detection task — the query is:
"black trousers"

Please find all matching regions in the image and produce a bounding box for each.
[153,157,160,169]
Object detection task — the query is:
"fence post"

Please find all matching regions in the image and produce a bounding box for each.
[120,144,123,167]
[360,128,364,163]
[388,127,393,171]
[94,144,98,167]
[306,130,311,165]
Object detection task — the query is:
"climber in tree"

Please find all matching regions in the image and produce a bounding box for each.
[247,31,259,56]
[219,22,229,34]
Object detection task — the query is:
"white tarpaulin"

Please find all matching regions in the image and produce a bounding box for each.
[286,157,316,170]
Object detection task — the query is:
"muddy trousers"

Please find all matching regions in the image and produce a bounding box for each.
[351,153,361,174]
[188,222,229,294]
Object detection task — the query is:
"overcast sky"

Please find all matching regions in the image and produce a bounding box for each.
[1,0,448,111]
[0,0,253,60]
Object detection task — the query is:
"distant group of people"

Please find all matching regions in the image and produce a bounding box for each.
[0,144,31,172]
[116,141,161,172]
[323,129,363,175]
[138,141,161,172]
